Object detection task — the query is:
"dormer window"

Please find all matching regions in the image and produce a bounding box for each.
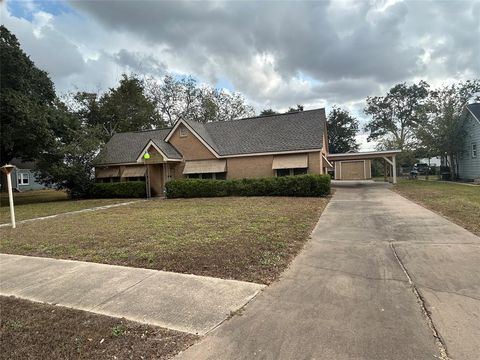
[179,126,188,137]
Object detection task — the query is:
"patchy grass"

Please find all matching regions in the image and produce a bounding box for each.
[0,197,329,284]
[393,179,480,236]
[0,296,198,360]
[0,189,134,224]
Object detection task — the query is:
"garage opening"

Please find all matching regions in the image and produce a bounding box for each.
[328,150,401,184]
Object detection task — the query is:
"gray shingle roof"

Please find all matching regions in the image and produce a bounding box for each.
[95,128,182,165]
[467,103,480,122]
[95,108,326,165]
[202,108,326,156]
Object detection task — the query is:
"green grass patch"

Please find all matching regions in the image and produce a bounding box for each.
[0,189,134,223]
[393,179,480,236]
[0,196,329,284]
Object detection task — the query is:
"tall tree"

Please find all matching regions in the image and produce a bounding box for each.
[35,101,102,198]
[74,74,160,142]
[364,81,430,150]
[146,75,254,126]
[417,80,480,179]
[0,25,57,165]
[327,106,360,153]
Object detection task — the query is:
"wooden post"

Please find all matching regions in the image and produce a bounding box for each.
[1,165,16,228]
[392,156,397,184]
[145,164,151,198]
[384,159,388,182]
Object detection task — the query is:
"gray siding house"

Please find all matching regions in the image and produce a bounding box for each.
[9,159,47,191]
[458,103,480,181]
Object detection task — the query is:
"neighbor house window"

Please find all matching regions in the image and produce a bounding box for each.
[17,173,29,185]
[472,143,477,158]
[187,172,226,180]
[179,126,188,137]
[276,168,308,177]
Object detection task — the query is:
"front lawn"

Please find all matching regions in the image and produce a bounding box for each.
[0,189,134,223]
[0,197,329,284]
[393,179,480,236]
[0,296,197,360]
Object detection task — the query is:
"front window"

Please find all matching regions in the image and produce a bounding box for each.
[472,143,477,158]
[187,172,226,180]
[293,168,308,175]
[276,168,308,177]
[276,169,291,177]
[17,173,29,185]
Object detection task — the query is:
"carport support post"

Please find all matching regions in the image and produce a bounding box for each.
[384,159,388,182]
[392,156,397,184]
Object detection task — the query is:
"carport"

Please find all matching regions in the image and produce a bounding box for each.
[327,150,401,184]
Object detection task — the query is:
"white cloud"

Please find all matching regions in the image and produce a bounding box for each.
[2,0,478,121]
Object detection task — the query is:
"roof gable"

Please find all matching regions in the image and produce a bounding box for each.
[95,128,182,166]
[466,103,480,124]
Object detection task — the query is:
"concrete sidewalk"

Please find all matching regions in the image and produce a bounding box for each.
[0,254,264,335]
[176,182,480,360]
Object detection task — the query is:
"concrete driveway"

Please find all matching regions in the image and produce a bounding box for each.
[176,181,480,360]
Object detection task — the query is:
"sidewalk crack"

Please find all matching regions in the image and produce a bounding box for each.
[89,272,156,311]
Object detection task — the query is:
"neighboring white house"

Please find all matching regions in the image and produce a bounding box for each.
[458,103,480,181]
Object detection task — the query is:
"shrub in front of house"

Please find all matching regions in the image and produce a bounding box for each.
[89,181,146,198]
[165,174,330,198]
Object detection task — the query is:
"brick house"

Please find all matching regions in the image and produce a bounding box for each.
[94,109,332,196]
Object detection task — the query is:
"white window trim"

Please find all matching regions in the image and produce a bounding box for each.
[472,142,477,159]
[18,172,30,185]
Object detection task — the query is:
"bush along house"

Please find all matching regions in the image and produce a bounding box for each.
[94,109,334,196]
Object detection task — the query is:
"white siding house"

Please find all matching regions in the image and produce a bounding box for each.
[458,103,480,181]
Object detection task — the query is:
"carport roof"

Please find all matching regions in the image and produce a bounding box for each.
[327,150,401,161]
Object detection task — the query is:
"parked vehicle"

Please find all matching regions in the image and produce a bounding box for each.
[413,163,430,175]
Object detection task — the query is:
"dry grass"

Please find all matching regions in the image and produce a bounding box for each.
[0,296,198,360]
[393,179,480,236]
[0,196,329,284]
[0,190,133,223]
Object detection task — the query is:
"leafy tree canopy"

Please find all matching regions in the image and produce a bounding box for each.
[146,75,255,126]
[70,74,160,142]
[364,80,430,150]
[327,106,360,154]
[287,104,304,113]
[417,79,480,178]
[259,108,278,116]
[0,25,57,165]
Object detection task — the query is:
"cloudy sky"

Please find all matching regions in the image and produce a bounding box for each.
[2,0,479,149]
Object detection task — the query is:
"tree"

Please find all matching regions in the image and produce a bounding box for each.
[0,25,57,165]
[287,104,304,113]
[35,101,102,198]
[146,75,254,126]
[259,108,278,116]
[417,80,480,179]
[364,81,430,150]
[72,75,160,142]
[326,106,360,153]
